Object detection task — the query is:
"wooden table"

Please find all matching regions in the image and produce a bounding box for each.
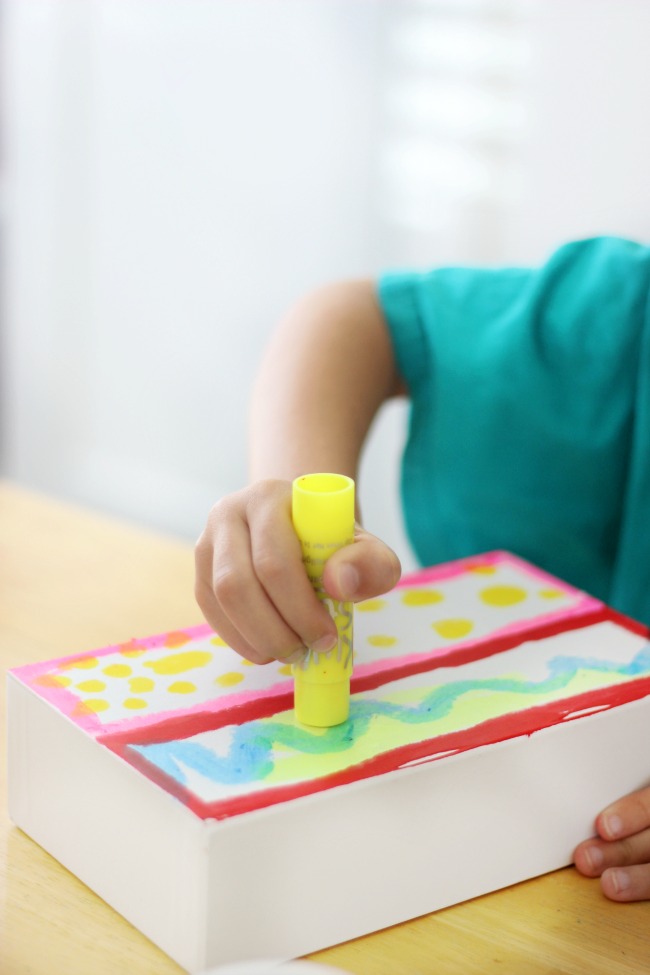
[1,480,648,974]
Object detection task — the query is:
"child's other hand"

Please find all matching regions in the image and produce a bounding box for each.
[573,786,650,901]
[195,479,401,666]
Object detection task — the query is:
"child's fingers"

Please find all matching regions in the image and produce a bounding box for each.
[195,511,302,665]
[573,789,650,903]
[196,480,338,664]
[246,487,339,656]
[601,863,650,902]
[574,827,650,878]
[195,483,401,665]
[596,785,650,841]
[323,527,401,602]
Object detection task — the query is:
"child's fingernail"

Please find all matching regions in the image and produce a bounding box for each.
[610,868,630,894]
[311,633,338,653]
[585,846,603,872]
[603,814,623,838]
[283,648,307,664]
[337,564,360,599]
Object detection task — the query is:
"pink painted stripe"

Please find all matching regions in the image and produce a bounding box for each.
[395,551,594,605]
[394,551,507,587]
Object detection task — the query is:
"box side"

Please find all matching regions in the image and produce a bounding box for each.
[7,673,207,973]
[203,694,650,965]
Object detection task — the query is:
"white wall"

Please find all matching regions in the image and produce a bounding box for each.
[373,0,650,267]
[3,0,650,571]
[2,0,399,543]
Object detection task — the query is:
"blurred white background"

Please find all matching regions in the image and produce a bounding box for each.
[2,0,650,571]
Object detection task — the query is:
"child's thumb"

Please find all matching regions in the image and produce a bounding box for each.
[323,529,401,602]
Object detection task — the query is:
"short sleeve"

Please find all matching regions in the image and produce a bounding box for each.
[377,237,650,623]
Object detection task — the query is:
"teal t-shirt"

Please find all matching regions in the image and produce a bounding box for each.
[378,237,650,625]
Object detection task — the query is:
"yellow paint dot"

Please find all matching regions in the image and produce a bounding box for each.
[402,589,444,607]
[539,588,564,600]
[123,697,148,710]
[76,679,107,693]
[242,659,255,667]
[211,635,228,646]
[467,564,497,574]
[61,656,99,670]
[278,664,293,676]
[129,677,155,692]
[215,671,245,687]
[145,651,212,675]
[35,674,72,688]
[356,599,387,613]
[480,585,527,607]
[83,698,110,713]
[432,619,474,640]
[368,635,398,648]
[164,631,192,648]
[103,663,133,678]
[168,681,197,694]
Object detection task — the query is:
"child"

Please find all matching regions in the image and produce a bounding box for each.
[195,236,650,902]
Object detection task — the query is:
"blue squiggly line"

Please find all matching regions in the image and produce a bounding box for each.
[131,642,650,787]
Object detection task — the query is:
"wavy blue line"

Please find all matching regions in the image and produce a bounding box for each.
[131,642,650,788]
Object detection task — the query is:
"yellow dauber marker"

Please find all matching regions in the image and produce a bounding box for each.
[292,473,355,727]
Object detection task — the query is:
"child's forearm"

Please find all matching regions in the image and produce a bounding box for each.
[195,280,403,665]
[249,279,403,487]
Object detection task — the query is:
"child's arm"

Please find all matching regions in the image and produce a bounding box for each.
[195,280,403,664]
[573,785,650,900]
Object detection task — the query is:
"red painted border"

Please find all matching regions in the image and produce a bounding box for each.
[101,607,650,821]
[108,675,650,821]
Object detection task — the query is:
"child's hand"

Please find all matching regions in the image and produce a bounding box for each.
[573,786,650,900]
[195,479,401,665]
